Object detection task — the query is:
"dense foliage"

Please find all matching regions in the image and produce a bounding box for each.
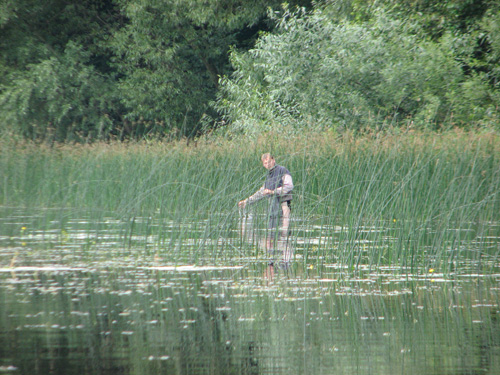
[0,0,309,141]
[217,1,500,135]
[0,0,121,141]
[0,0,498,141]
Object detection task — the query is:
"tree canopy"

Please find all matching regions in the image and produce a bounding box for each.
[0,0,498,141]
[216,1,500,135]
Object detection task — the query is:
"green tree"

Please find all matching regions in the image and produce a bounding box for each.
[216,7,465,134]
[109,0,311,138]
[366,0,500,126]
[0,0,311,141]
[0,0,122,141]
[216,3,499,135]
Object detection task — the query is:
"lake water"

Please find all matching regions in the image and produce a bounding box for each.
[1,208,499,374]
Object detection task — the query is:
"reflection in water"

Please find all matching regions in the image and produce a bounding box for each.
[1,265,499,375]
[239,211,294,264]
[0,208,500,374]
[263,261,293,283]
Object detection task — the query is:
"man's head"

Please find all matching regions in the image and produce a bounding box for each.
[261,153,275,170]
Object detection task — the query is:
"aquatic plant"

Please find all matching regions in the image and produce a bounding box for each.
[0,130,499,272]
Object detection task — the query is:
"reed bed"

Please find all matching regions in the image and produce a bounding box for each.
[1,130,499,272]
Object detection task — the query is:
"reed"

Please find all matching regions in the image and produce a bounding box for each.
[2,264,498,375]
[1,130,499,271]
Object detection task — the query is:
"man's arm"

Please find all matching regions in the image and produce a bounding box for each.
[274,174,293,196]
[247,184,267,204]
[239,184,266,208]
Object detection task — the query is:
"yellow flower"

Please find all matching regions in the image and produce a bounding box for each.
[308,264,314,270]
[393,219,397,223]
[21,226,27,232]
[429,268,435,273]
[60,229,69,243]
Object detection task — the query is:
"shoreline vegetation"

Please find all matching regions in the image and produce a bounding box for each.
[2,1,499,142]
[1,129,499,272]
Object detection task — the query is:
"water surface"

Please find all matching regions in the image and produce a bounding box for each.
[1,208,499,374]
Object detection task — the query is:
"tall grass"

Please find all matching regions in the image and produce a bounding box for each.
[1,130,499,271]
[301,131,500,273]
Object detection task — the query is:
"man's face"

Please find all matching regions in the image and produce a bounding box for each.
[262,157,275,170]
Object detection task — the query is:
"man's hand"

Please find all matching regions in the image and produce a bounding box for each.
[238,200,247,209]
[263,189,275,196]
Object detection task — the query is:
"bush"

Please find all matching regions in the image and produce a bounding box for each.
[0,42,117,142]
[216,6,497,135]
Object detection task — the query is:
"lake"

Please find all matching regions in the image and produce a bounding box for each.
[1,207,499,374]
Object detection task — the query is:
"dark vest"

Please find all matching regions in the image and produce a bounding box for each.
[265,165,292,202]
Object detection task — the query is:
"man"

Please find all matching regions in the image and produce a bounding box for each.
[238,153,294,251]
